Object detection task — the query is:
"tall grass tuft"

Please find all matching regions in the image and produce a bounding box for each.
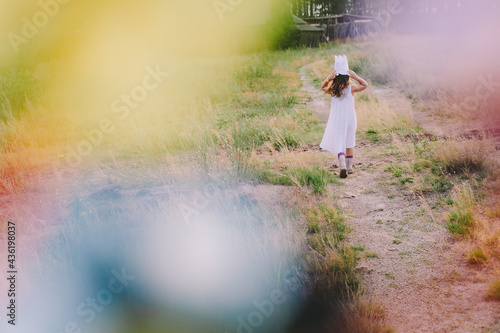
[466,248,487,264]
[446,182,477,236]
[341,299,394,333]
[434,140,490,175]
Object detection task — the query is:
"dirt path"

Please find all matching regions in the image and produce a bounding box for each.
[298,62,500,332]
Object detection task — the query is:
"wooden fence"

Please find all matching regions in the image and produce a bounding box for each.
[301,14,383,40]
[294,15,326,47]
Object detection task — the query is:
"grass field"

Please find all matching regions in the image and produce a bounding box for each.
[1,32,499,332]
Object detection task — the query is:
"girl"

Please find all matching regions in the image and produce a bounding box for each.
[320,55,368,178]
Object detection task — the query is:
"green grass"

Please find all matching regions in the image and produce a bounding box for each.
[230,125,272,149]
[365,252,379,258]
[399,176,413,184]
[295,167,338,195]
[351,246,365,251]
[365,129,383,143]
[309,231,347,252]
[411,159,432,172]
[384,164,403,178]
[253,164,341,195]
[307,203,349,232]
[425,174,452,193]
[317,244,361,297]
[384,273,396,280]
[307,222,322,234]
[305,200,360,298]
[446,210,474,236]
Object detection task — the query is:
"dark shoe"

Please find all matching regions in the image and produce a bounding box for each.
[340,168,348,178]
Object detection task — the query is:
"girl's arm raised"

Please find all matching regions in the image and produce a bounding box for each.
[348,70,368,93]
[322,70,337,94]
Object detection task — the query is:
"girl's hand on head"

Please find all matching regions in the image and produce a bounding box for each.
[328,70,337,80]
[347,70,356,77]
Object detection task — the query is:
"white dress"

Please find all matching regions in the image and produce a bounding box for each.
[320,86,357,155]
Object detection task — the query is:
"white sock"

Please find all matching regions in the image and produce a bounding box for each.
[338,154,346,169]
[346,157,353,171]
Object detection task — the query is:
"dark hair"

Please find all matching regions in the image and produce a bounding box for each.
[328,75,350,98]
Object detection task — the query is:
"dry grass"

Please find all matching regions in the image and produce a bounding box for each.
[357,34,500,126]
[446,182,477,236]
[487,279,500,300]
[433,139,492,175]
[449,171,500,298]
[340,298,394,333]
[295,196,392,331]
[355,90,414,133]
[308,59,330,83]
[466,248,488,264]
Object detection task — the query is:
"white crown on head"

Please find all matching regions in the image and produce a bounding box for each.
[335,55,349,75]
